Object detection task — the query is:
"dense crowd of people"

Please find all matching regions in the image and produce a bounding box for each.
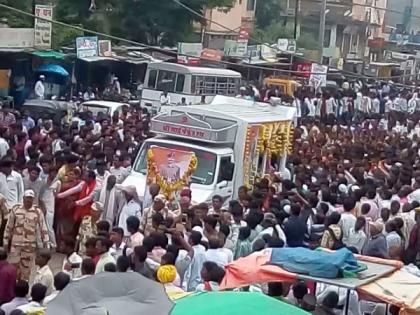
[0,81,420,315]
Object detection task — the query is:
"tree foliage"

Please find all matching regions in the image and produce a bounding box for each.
[1,0,235,47]
[53,0,235,46]
[0,0,33,27]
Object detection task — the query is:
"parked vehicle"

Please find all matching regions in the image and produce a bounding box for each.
[21,99,75,125]
[140,62,242,112]
[79,101,128,118]
[263,77,302,97]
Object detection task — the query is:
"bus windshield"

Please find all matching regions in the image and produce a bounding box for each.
[133,142,217,185]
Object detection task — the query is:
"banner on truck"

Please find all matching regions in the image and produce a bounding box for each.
[34,5,53,49]
[243,125,260,188]
[76,36,98,58]
[144,146,198,207]
[309,63,328,90]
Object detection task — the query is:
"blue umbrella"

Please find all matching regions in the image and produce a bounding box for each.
[35,64,69,76]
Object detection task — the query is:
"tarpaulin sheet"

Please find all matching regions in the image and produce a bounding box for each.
[221,248,402,290]
[270,247,359,278]
[359,270,420,315]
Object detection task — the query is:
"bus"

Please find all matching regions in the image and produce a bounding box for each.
[140,62,242,111]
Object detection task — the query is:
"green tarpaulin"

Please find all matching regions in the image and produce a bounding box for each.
[172,292,309,315]
[32,50,66,59]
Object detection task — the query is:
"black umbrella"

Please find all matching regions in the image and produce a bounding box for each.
[46,273,174,315]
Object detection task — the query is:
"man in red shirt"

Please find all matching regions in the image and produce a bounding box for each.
[0,247,17,304]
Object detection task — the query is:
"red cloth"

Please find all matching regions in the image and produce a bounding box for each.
[0,261,17,303]
[73,180,96,221]
[220,249,297,290]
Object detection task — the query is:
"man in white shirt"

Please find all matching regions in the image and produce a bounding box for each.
[43,272,70,305]
[83,87,95,101]
[371,95,380,115]
[160,91,171,106]
[33,250,54,296]
[0,127,9,159]
[339,198,357,245]
[1,280,29,315]
[304,96,316,118]
[110,227,130,260]
[0,158,24,243]
[17,283,47,313]
[34,75,45,100]
[204,237,229,267]
[62,238,83,279]
[326,95,337,121]
[112,77,121,94]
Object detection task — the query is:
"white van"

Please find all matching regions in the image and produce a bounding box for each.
[124,96,296,204]
[140,62,242,111]
[80,101,128,118]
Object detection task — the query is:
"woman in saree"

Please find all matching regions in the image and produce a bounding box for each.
[56,170,97,244]
[54,167,81,249]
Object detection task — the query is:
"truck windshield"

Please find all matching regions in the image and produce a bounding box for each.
[133,142,217,185]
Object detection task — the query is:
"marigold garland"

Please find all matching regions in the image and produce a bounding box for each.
[147,149,198,199]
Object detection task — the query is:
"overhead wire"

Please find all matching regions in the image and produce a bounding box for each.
[0,2,417,83]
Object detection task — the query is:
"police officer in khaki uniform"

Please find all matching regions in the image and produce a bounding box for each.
[77,201,103,257]
[3,189,49,281]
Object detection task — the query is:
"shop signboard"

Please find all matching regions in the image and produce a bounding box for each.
[224,40,247,58]
[76,36,99,58]
[309,63,328,89]
[177,42,203,65]
[34,5,53,49]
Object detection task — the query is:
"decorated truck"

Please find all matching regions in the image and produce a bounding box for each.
[123,96,296,204]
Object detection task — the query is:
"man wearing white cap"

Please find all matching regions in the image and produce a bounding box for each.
[3,190,49,281]
[34,75,45,100]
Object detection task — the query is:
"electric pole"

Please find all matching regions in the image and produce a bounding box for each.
[294,0,300,39]
[318,0,327,64]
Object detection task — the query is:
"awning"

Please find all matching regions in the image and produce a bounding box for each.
[32,50,66,59]
[35,64,69,76]
[79,56,118,62]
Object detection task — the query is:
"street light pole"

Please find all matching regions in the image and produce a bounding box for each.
[318,0,327,64]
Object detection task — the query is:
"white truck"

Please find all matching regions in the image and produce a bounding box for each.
[123,96,296,204]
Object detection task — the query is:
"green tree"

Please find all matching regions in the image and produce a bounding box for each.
[0,0,33,27]
[251,22,293,44]
[53,0,235,46]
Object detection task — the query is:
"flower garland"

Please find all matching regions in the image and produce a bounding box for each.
[147,149,198,199]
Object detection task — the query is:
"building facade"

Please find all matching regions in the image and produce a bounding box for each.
[201,0,256,49]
